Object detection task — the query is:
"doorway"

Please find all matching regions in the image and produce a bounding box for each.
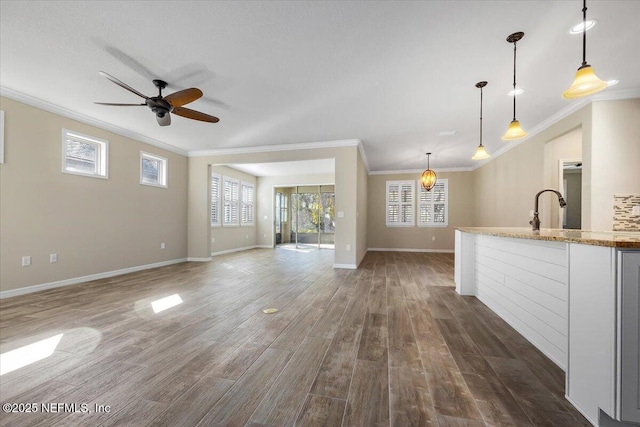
[275,185,335,250]
[559,160,582,229]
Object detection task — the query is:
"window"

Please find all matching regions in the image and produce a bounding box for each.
[211,173,221,227]
[140,151,168,188]
[62,129,108,178]
[223,177,240,226]
[418,179,448,227]
[386,180,415,227]
[241,182,255,226]
[275,192,288,233]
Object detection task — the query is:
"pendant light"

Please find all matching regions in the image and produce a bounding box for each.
[502,32,528,141]
[420,153,437,191]
[563,0,607,98]
[472,81,490,160]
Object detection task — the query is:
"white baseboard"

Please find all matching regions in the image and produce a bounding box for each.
[211,245,269,256]
[367,247,455,253]
[333,263,358,269]
[187,257,212,262]
[0,258,188,299]
[564,394,597,427]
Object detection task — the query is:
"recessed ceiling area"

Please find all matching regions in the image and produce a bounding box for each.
[225,159,335,177]
[1,1,638,171]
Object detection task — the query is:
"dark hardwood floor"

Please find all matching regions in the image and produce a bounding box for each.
[0,249,590,426]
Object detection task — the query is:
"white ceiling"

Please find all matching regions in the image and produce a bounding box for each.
[226,158,335,177]
[1,1,639,171]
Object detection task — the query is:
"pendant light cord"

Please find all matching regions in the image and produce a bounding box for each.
[512,40,517,121]
[582,0,588,67]
[479,86,484,147]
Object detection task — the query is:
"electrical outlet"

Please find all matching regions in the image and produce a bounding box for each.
[529,210,535,217]
[246,235,249,239]
[264,234,267,238]
[211,237,215,243]
[432,236,436,241]
[263,215,268,220]
[22,256,31,267]
[160,243,165,249]
[633,206,640,216]
[346,244,351,251]
[50,254,57,263]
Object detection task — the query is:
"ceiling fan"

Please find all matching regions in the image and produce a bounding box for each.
[95,71,219,126]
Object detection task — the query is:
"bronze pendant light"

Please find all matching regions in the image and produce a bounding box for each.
[502,32,528,140]
[563,0,607,98]
[472,81,490,160]
[421,152,437,192]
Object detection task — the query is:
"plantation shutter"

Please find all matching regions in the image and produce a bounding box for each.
[386,180,415,227]
[418,179,448,227]
[211,173,221,226]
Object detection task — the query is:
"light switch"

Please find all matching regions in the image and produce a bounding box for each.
[337,211,344,218]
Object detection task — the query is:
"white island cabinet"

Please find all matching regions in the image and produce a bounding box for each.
[454,228,640,427]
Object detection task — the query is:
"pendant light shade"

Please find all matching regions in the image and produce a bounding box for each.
[472,81,490,160]
[472,145,490,160]
[421,153,437,191]
[502,119,528,141]
[502,32,528,141]
[563,0,607,99]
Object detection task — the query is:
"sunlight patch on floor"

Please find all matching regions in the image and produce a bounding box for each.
[151,294,183,313]
[0,333,63,376]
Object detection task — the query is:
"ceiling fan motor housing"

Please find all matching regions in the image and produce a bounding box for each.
[147,97,172,116]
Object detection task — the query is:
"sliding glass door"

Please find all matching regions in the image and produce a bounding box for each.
[287,185,334,249]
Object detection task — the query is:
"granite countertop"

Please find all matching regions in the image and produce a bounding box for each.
[456,227,640,248]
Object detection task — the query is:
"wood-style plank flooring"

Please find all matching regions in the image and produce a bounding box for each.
[0,249,589,426]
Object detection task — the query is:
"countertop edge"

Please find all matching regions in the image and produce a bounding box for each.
[456,227,640,249]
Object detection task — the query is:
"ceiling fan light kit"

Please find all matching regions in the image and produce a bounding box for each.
[95,71,219,126]
[563,0,607,99]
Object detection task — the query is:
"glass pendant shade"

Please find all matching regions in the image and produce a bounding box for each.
[421,169,437,191]
[472,144,490,160]
[502,119,528,140]
[562,64,607,99]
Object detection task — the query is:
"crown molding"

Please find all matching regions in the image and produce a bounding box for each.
[0,86,188,156]
[369,167,473,175]
[356,140,370,173]
[467,88,640,170]
[188,138,360,157]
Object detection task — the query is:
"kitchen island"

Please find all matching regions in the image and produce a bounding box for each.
[455,227,640,427]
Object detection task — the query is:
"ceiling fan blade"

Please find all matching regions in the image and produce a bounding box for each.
[98,71,149,100]
[164,88,203,107]
[94,102,146,106]
[156,114,171,126]
[172,107,219,123]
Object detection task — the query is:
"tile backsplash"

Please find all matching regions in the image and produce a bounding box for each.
[614,194,640,232]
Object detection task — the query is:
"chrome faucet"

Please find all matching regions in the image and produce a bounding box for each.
[530,189,567,231]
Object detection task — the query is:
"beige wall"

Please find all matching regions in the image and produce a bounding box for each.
[210,165,257,254]
[590,99,640,231]
[543,127,582,228]
[367,171,475,251]
[473,99,639,232]
[188,146,360,267]
[0,97,188,293]
[473,104,592,228]
[256,173,335,247]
